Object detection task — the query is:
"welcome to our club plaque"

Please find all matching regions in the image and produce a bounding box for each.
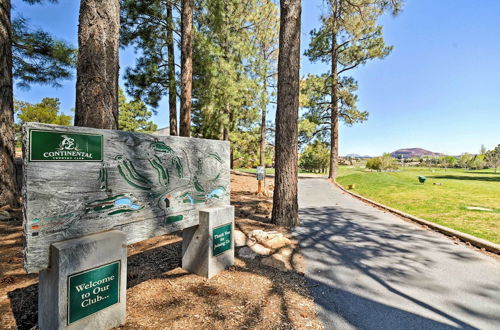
[67,261,120,324]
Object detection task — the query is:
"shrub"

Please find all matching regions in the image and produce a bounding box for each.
[366,153,397,171]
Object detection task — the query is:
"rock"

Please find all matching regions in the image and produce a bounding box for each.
[261,236,291,249]
[234,230,247,247]
[238,247,257,259]
[261,253,293,272]
[247,241,272,256]
[247,229,291,249]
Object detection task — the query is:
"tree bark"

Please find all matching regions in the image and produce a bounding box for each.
[329,30,339,180]
[0,0,17,207]
[272,0,301,227]
[180,0,193,137]
[260,79,267,167]
[75,0,120,129]
[167,2,177,136]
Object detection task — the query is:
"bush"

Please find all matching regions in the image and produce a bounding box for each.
[299,140,329,173]
[366,157,382,170]
[366,153,397,171]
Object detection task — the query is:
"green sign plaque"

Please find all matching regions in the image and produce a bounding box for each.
[30,129,103,162]
[67,261,120,324]
[213,223,232,256]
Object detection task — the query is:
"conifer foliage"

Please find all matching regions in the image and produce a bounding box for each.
[1,0,75,207]
[304,0,401,179]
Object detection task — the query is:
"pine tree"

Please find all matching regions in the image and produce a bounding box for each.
[0,0,75,207]
[75,0,120,129]
[0,0,16,207]
[272,0,301,227]
[304,0,401,179]
[251,0,279,168]
[12,16,75,88]
[15,98,72,126]
[121,0,179,135]
[191,0,276,149]
[118,89,158,132]
[180,0,193,136]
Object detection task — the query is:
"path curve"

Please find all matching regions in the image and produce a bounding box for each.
[295,178,500,330]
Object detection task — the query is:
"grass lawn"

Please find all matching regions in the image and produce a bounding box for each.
[336,166,500,244]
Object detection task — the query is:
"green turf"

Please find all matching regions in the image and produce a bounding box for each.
[336,166,500,244]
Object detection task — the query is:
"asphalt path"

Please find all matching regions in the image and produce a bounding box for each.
[295,178,500,330]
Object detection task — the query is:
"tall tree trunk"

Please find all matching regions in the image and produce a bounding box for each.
[167,2,177,136]
[260,80,267,167]
[180,0,193,137]
[329,32,339,179]
[222,105,233,168]
[75,0,120,129]
[272,0,301,227]
[0,0,17,207]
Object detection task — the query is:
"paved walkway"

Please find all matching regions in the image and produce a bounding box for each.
[295,178,500,330]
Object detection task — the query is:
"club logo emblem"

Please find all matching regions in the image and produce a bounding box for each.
[58,135,80,151]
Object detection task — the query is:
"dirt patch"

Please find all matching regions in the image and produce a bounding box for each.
[0,173,321,329]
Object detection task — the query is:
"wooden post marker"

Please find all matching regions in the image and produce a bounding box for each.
[23,123,233,329]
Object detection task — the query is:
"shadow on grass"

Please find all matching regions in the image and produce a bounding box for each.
[464,171,500,175]
[427,175,500,182]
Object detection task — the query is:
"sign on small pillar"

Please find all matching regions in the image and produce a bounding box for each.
[256,166,265,181]
[213,223,232,256]
[67,261,121,324]
[38,230,127,330]
[182,206,235,278]
[22,123,233,329]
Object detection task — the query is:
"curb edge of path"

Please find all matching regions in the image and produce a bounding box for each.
[332,180,500,255]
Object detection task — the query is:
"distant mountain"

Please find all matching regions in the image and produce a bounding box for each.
[391,148,443,158]
[345,153,362,158]
[344,153,372,158]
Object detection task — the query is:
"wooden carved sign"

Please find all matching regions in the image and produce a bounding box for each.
[22,123,230,273]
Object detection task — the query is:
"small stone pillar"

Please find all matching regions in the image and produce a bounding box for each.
[38,230,127,330]
[182,205,235,278]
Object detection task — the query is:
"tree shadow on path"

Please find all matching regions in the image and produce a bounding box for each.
[295,205,500,329]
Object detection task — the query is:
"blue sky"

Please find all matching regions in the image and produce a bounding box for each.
[13,0,500,156]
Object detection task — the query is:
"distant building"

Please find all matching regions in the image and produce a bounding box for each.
[152,127,170,136]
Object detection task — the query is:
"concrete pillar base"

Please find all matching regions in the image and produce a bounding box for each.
[182,206,235,279]
[38,230,127,330]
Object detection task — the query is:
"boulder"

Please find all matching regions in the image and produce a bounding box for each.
[247,241,272,256]
[261,252,292,272]
[238,247,258,259]
[247,229,291,250]
[234,230,247,247]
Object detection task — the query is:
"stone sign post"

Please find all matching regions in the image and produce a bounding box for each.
[38,231,127,329]
[23,123,234,329]
[182,205,235,278]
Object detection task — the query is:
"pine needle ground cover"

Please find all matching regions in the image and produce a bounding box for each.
[336,167,500,244]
